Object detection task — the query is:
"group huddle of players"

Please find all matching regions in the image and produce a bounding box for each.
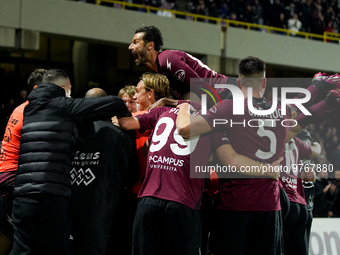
[1,24,340,255]
[122,25,340,254]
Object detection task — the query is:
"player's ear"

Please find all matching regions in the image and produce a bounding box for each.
[237,78,242,89]
[147,41,154,50]
[148,89,154,100]
[261,78,266,89]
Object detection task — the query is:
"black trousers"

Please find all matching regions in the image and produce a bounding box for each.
[0,194,13,239]
[132,196,202,255]
[106,190,138,255]
[210,209,283,255]
[280,187,290,221]
[305,209,313,254]
[10,194,72,255]
[283,202,308,255]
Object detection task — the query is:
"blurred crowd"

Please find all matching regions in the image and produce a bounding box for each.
[0,69,27,139]
[73,0,340,36]
[303,113,340,218]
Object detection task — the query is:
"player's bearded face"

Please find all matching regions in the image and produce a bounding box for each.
[129,32,149,66]
[135,44,148,66]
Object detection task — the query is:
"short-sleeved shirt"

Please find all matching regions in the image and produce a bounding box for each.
[137,107,228,210]
[203,97,294,211]
[280,137,312,205]
[130,110,150,195]
[157,50,234,100]
[0,101,28,188]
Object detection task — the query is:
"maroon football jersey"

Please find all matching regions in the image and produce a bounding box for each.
[203,97,294,211]
[137,107,228,209]
[280,137,312,205]
[156,50,234,100]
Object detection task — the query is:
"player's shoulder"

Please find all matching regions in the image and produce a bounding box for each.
[132,109,148,117]
[158,50,186,62]
[211,98,234,111]
[151,106,173,115]
[201,99,231,117]
[14,101,29,113]
[8,101,28,122]
[142,106,173,118]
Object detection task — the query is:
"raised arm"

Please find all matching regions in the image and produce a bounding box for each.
[287,89,340,142]
[287,124,302,142]
[216,144,282,179]
[66,96,131,121]
[176,103,212,138]
[118,116,140,130]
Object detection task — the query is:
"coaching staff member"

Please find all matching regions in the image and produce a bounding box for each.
[10,69,131,255]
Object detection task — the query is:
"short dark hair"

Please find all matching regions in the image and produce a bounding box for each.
[135,26,163,51]
[27,68,48,92]
[42,69,69,86]
[238,56,266,77]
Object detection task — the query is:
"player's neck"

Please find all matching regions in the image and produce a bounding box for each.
[241,89,263,99]
[252,94,263,99]
[139,100,155,111]
[250,89,264,99]
[146,51,160,72]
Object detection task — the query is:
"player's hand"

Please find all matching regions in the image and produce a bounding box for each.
[112,116,119,127]
[312,141,321,147]
[267,157,283,180]
[325,89,340,108]
[176,102,190,111]
[149,98,166,110]
[312,72,327,81]
[312,72,340,93]
[312,72,339,81]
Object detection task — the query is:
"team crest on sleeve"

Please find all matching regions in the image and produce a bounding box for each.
[175,70,185,82]
[209,106,217,114]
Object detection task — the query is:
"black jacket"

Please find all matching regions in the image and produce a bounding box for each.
[70,120,137,255]
[313,178,333,217]
[14,82,131,198]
